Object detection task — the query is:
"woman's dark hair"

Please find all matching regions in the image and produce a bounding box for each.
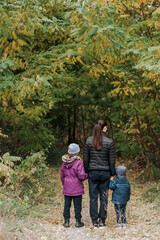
[92,120,107,150]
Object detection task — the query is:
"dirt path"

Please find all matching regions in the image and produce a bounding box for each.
[0,167,160,240]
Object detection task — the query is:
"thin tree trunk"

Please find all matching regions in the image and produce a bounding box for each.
[81,106,86,142]
[73,108,76,142]
[68,110,71,144]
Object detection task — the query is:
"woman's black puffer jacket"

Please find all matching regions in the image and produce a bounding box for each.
[83,133,116,176]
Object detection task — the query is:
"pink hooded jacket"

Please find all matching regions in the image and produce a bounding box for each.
[61,155,88,196]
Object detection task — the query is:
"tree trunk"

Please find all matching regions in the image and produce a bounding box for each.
[81,106,86,142]
[73,108,76,142]
[68,111,72,144]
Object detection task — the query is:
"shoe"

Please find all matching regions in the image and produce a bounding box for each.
[75,221,84,227]
[122,223,126,228]
[99,219,106,228]
[115,223,122,229]
[92,220,99,228]
[63,219,69,228]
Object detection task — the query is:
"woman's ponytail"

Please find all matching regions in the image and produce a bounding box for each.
[92,120,107,150]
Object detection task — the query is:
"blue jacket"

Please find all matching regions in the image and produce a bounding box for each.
[109,178,131,204]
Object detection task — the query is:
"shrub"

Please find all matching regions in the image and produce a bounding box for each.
[12,151,49,202]
[46,146,66,166]
[0,152,21,185]
[152,167,160,179]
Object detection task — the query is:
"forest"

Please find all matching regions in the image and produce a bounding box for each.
[1,0,160,173]
[0,1,160,239]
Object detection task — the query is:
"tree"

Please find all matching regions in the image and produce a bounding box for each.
[0,0,160,170]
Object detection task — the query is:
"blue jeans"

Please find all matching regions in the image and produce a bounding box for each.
[63,195,82,221]
[88,171,110,222]
[114,204,126,223]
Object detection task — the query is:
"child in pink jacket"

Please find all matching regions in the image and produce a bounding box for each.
[61,143,88,228]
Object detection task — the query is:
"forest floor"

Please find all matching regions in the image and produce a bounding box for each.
[0,163,160,240]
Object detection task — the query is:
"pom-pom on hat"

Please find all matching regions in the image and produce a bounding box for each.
[68,143,80,155]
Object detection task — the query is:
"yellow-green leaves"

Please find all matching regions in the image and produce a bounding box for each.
[0,0,160,163]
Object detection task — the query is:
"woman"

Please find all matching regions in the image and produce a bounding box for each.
[83,120,116,227]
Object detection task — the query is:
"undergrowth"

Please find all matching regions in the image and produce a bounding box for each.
[0,191,57,219]
[142,182,160,206]
[0,151,57,219]
[46,146,66,166]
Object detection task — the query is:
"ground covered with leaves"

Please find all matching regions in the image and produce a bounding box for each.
[0,166,160,240]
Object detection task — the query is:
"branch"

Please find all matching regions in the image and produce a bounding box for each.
[60,28,125,85]
[0,40,12,58]
[122,3,140,22]
[94,56,125,86]
[141,3,153,40]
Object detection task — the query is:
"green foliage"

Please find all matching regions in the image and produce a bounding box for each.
[0,152,21,185]
[0,0,160,169]
[0,128,7,138]
[152,167,160,179]
[0,151,56,218]
[0,128,8,153]
[0,152,21,167]
[0,0,67,155]
[0,59,15,90]
[68,0,160,162]
[46,146,66,166]
[12,151,49,202]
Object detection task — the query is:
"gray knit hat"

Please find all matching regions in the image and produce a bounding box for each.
[68,143,80,155]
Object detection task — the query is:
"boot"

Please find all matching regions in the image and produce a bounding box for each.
[99,218,106,228]
[75,221,84,228]
[63,219,70,228]
[92,219,99,228]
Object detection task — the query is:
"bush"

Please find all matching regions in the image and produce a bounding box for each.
[0,151,56,218]
[152,167,160,179]
[0,152,21,185]
[46,146,66,166]
[12,151,49,202]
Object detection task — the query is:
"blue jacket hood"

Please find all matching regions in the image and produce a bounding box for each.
[115,165,126,179]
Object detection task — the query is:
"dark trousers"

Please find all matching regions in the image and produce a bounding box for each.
[63,195,82,221]
[114,204,126,223]
[88,171,110,222]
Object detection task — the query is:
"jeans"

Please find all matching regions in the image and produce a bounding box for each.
[114,204,126,223]
[63,195,82,221]
[88,170,110,222]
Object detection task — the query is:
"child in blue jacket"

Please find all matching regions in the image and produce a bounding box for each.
[109,165,131,229]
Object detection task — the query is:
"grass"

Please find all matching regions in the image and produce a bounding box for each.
[0,197,34,218]
[0,166,58,219]
[0,192,48,218]
[142,182,160,205]
[0,189,61,220]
